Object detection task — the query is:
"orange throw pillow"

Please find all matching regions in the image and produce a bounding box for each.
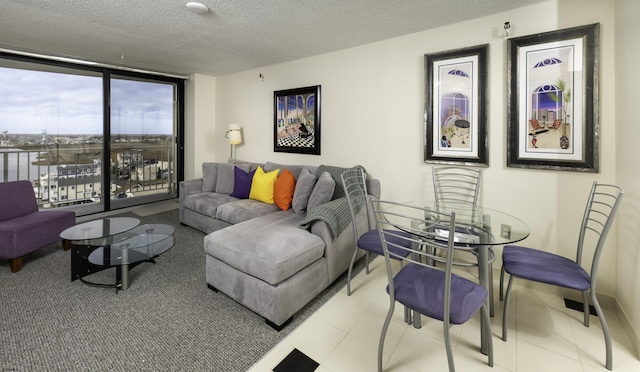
[273,169,296,210]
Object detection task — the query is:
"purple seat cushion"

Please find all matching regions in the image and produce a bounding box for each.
[503,245,590,291]
[388,263,488,324]
[358,229,412,258]
[0,210,76,259]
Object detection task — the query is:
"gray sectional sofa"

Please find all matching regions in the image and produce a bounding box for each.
[179,160,379,329]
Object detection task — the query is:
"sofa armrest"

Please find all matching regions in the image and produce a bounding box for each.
[366,178,380,199]
[309,202,368,282]
[179,179,203,223]
[180,178,203,197]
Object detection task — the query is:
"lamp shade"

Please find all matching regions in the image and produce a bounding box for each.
[226,124,242,145]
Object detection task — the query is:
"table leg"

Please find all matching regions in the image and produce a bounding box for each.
[478,245,490,355]
[120,243,130,291]
[478,214,495,354]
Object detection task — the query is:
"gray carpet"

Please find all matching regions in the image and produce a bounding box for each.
[0,209,364,371]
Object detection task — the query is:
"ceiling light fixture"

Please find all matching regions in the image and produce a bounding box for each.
[186,2,209,14]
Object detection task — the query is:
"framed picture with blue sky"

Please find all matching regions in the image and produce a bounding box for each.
[506,23,599,172]
[424,44,489,167]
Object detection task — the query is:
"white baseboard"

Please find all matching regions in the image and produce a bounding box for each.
[615,299,640,360]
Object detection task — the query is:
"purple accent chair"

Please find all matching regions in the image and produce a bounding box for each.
[0,180,76,273]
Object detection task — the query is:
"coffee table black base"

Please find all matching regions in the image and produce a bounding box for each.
[70,244,155,293]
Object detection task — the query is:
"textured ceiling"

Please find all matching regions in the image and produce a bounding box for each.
[0,0,547,76]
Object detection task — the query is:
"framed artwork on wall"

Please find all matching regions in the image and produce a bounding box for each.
[424,44,489,166]
[506,23,599,172]
[274,85,321,155]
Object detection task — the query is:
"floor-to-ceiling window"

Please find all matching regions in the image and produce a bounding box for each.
[0,53,185,216]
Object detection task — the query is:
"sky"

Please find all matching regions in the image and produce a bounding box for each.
[0,67,175,135]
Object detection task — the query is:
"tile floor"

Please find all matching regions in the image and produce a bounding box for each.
[249,257,640,372]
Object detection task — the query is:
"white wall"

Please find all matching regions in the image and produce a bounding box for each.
[614,0,640,356]
[184,73,216,180]
[187,0,638,351]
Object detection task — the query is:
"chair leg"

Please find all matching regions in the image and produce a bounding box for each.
[481,303,494,367]
[63,239,71,251]
[365,251,371,274]
[489,263,494,317]
[9,256,23,273]
[346,246,360,296]
[502,275,514,341]
[582,291,590,327]
[443,319,455,372]
[499,264,505,301]
[590,290,613,370]
[378,300,395,372]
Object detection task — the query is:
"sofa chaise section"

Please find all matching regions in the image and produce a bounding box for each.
[204,210,328,328]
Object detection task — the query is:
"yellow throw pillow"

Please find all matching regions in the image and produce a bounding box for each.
[249,166,280,204]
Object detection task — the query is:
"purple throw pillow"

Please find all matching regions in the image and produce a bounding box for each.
[229,166,256,199]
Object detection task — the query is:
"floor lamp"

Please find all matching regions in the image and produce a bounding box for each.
[225,124,242,159]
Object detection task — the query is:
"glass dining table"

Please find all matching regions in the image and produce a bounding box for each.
[384,200,530,354]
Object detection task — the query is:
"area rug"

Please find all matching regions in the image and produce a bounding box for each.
[0,208,363,371]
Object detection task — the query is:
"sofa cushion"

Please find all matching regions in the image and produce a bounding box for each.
[215,199,280,225]
[216,163,250,194]
[249,166,279,204]
[263,162,317,180]
[0,180,39,222]
[204,210,325,285]
[307,171,336,211]
[317,164,363,200]
[273,169,296,211]
[230,166,256,199]
[292,168,317,214]
[227,158,263,172]
[183,192,238,218]
[202,162,218,192]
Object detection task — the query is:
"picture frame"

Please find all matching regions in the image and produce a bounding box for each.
[274,85,321,155]
[506,23,599,172]
[424,44,488,166]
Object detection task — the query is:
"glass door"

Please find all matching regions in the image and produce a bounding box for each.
[109,75,178,210]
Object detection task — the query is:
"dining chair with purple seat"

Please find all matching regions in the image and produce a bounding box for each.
[341,168,413,296]
[500,181,623,371]
[432,165,498,315]
[374,199,493,372]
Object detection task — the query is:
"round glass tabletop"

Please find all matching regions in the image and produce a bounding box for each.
[60,217,140,241]
[386,201,530,246]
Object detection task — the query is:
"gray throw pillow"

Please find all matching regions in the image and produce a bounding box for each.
[226,158,263,172]
[202,162,218,192]
[263,162,304,179]
[291,168,317,214]
[307,171,336,211]
[216,163,250,194]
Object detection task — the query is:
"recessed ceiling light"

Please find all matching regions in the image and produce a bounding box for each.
[186,2,209,14]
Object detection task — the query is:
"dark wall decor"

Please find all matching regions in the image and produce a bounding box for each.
[424,44,489,166]
[274,85,321,155]
[507,23,599,172]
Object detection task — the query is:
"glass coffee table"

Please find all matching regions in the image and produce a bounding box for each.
[60,217,175,292]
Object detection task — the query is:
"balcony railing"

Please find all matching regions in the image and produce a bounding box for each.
[1,143,175,210]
